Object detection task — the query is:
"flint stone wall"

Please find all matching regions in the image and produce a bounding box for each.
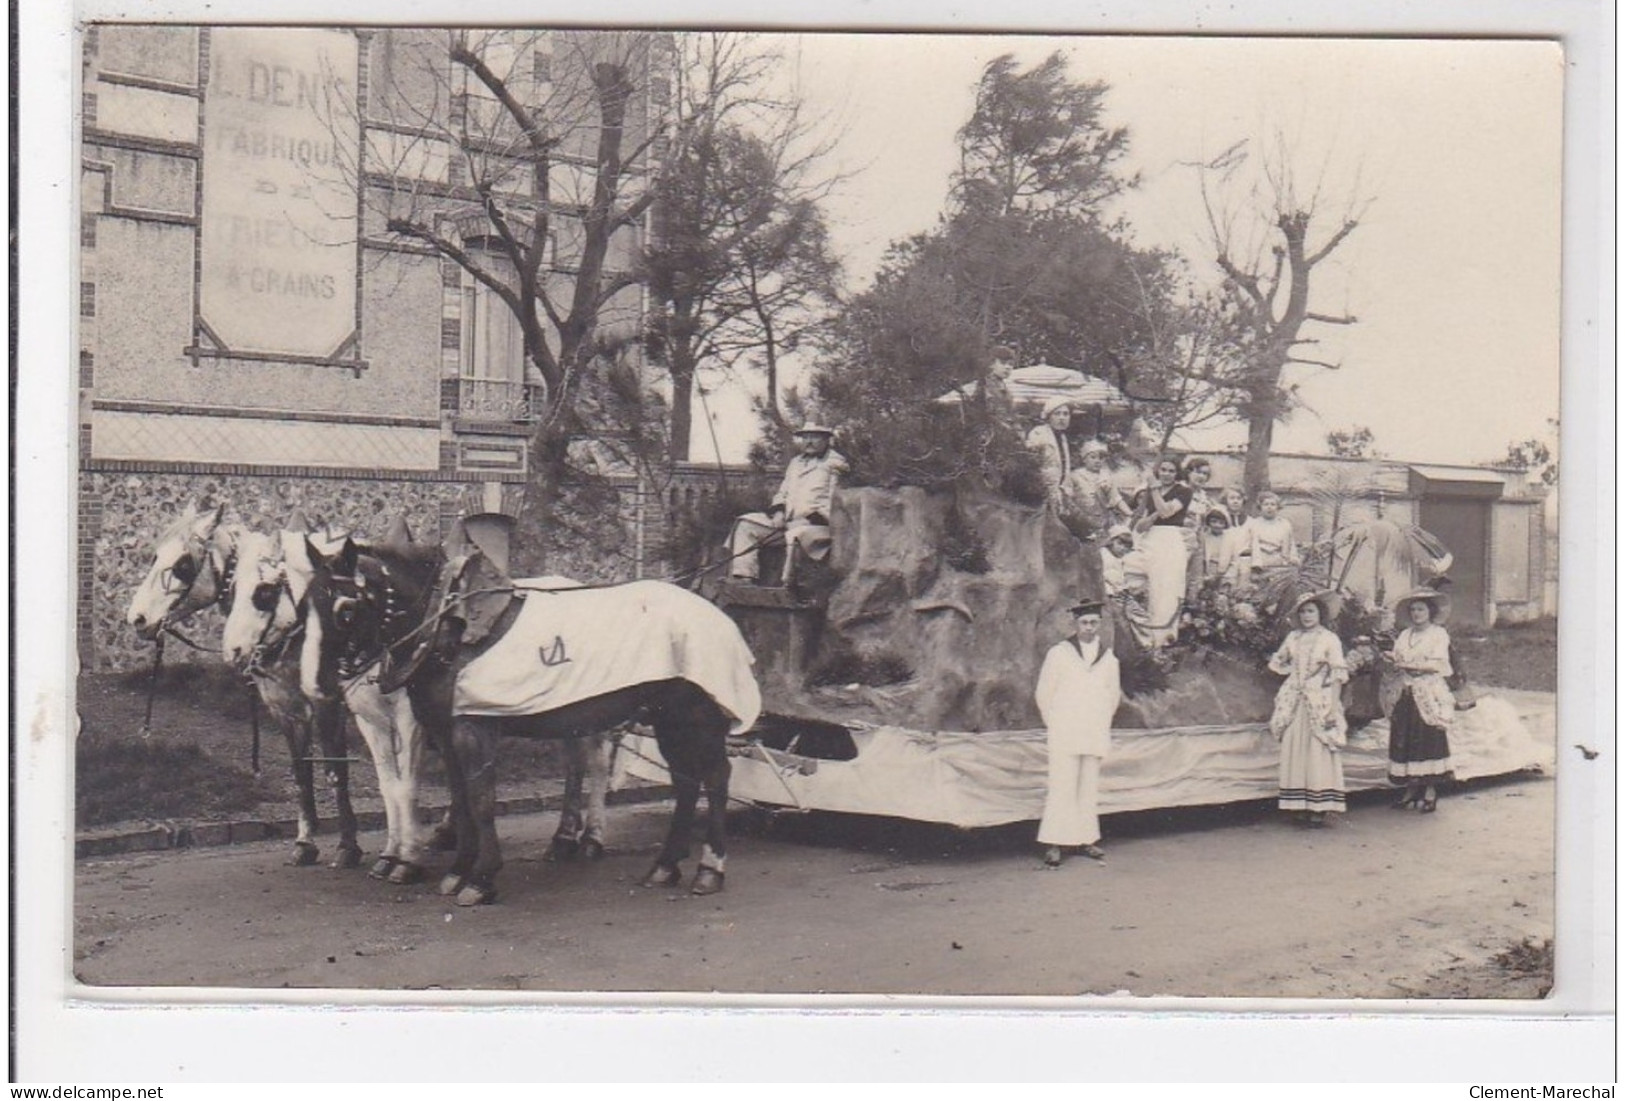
[83,471,642,674]
[83,471,467,673]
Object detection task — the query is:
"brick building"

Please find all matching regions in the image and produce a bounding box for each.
[79,26,675,670]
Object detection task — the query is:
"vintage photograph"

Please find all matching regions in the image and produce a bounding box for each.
[63,22,1571,1010]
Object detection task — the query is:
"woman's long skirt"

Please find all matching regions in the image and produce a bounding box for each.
[1139,525,1188,645]
[1387,689,1455,784]
[1278,706,1346,813]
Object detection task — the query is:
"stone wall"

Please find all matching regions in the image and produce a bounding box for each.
[83,459,761,674]
[82,469,468,672]
[83,469,638,673]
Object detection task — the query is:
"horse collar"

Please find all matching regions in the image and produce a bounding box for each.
[215,549,237,610]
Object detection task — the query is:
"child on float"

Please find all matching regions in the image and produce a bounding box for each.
[1245,490,1301,574]
[1217,486,1251,580]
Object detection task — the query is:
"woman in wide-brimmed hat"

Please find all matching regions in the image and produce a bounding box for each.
[1384,588,1457,812]
[1266,590,1350,827]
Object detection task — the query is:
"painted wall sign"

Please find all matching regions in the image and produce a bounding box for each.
[199,28,359,358]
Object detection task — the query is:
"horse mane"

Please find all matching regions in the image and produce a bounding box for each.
[360,541,447,572]
[351,541,448,606]
[234,529,279,561]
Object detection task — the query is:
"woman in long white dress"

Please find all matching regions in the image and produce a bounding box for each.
[1267,591,1350,827]
[1131,456,1193,645]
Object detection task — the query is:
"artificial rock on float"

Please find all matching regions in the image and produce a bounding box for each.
[725,485,1283,734]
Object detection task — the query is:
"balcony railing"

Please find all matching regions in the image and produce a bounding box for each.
[458,378,542,423]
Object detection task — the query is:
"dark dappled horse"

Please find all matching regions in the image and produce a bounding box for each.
[301,538,760,906]
[220,527,433,879]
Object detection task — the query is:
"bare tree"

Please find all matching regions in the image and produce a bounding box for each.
[332,29,666,499]
[1197,135,1369,495]
[1111,275,1241,455]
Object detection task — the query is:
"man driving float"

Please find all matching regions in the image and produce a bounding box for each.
[728,422,850,587]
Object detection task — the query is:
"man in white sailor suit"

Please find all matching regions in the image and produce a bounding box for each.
[728,422,850,586]
[1035,597,1122,867]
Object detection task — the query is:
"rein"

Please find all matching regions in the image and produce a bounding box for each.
[245,573,303,679]
[137,536,277,774]
[609,729,806,814]
[139,633,165,738]
[137,544,231,736]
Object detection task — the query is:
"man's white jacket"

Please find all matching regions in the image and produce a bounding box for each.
[772,450,849,524]
[1035,637,1122,758]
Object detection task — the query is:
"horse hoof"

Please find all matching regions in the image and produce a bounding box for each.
[544,837,580,863]
[455,884,496,907]
[438,873,465,897]
[641,863,682,889]
[691,866,725,896]
[331,846,363,870]
[289,842,319,867]
[368,856,399,880]
[581,837,606,862]
[388,861,424,886]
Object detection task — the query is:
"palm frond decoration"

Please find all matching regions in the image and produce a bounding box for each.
[1330,519,1452,605]
[1299,469,1453,605]
[1251,562,1328,626]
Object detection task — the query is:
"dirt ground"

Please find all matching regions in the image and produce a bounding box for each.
[73,772,1554,1000]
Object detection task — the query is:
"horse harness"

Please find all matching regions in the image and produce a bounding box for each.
[243,567,304,680]
[140,532,271,766]
[326,557,426,685]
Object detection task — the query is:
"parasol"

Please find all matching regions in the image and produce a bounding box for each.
[935,364,1133,417]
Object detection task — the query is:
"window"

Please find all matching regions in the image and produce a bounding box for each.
[459,252,530,421]
[462,32,520,137]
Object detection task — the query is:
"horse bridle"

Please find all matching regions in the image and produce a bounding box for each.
[321,557,423,681]
[153,533,237,650]
[244,565,303,677]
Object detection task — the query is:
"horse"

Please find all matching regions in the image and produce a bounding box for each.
[300,538,761,906]
[123,502,363,869]
[221,526,619,881]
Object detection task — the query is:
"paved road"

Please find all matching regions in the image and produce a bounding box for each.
[74,774,1553,999]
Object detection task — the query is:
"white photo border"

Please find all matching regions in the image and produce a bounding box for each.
[15,0,1615,1081]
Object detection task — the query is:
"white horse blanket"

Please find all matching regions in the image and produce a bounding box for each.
[453,579,762,734]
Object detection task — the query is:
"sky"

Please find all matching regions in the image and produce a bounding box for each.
[693,34,1565,469]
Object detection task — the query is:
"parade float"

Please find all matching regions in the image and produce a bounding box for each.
[623,474,1553,828]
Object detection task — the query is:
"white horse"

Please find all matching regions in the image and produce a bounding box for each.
[220,523,617,883]
[124,502,364,869]
[219,527,432,879]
